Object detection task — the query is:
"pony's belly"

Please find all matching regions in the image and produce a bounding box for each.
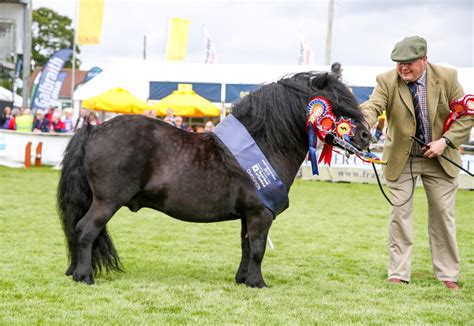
[128,187,244,222]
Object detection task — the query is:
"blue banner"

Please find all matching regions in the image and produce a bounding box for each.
[149,81,221,102]
[351,86,374,103]
[84,66,103,83]
[12,57,22,102]
[50,71,67,105]
[214,114,289,216]
[225,84,261,103]
[32,49,73,110]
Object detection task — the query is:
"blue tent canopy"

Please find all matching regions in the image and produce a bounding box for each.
[150,81,373,104]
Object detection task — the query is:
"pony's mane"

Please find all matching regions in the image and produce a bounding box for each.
[231,71,363,155]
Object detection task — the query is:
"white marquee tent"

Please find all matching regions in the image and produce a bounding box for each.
[0,87,23,107]
[73,60,474,108]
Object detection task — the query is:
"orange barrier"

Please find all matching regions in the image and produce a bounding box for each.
[35,142,43,167]
[25,142,32,168]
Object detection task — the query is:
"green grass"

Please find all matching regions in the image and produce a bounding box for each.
[0,166,472,325]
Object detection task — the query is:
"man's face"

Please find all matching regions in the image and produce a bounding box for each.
[396,57,427,82]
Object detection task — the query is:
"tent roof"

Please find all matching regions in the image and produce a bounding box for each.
[74,61,474,102]
[82,87,149,114]
[0,87,23,107]
[152,84,220,117]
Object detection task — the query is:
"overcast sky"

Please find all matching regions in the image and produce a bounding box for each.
[33,0,473,71]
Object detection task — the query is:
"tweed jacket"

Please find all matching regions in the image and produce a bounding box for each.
[361,63,472,181]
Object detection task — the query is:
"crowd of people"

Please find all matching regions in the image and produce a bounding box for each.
[0,106,92,133]
[145,107,215,133]
[0,105,216,134]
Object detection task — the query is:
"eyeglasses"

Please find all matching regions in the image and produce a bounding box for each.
[397,61,416,68]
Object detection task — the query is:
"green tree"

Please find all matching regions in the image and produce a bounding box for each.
[32,7,80,69]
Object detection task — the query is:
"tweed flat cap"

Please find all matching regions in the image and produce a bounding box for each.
[391,36,427,62]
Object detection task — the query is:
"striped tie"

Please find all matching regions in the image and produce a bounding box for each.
[407,82,425,142]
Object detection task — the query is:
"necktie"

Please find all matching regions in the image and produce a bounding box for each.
[407,82,425,142]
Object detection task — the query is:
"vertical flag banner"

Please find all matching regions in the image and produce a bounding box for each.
[298,37,314,65]
[50,71,68,105]
[31,49,73,111]
[77,0,105,45]
[12,57,22,101]
[165,17,191,61]
[204,26,217,64]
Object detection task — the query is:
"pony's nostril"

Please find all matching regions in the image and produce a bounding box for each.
[360,130,371,143]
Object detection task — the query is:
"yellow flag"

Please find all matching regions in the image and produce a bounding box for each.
[165,17,191,61]
[77,0,105,45]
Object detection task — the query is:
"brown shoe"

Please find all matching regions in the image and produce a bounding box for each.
[388,278,409,284]
[443,281,460,290]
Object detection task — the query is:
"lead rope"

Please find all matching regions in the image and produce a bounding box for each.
[370,149,417,207]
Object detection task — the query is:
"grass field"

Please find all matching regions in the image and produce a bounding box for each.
[0,166,472,324]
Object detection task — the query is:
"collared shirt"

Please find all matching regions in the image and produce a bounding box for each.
[409,68,431,154]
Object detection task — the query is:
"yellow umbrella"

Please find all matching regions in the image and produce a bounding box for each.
[152,84,220,117]
[82,87,150,114]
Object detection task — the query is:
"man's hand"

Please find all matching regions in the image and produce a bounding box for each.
[424,138,447,158]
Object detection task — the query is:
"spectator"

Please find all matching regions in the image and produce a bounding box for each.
[45,106,55,130]
[88,111,100,126]
[75,108,89,131]
[204,120,215,132]
[330,62,343,79]
[62,108,74,132]
[0,106,12,129]
[15,108,34,132]
[33,109,50,133]
[163,116,175,125]
[6,108,20,130]
[165,108,175,123]
[174,115,188,130]
[330,62,349,85]
[51,110,66,132]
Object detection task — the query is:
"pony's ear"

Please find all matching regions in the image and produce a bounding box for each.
[312,73,329,89]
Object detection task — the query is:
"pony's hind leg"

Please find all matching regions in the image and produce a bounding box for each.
[236,218,250,284]
[244,209,273,288]
[72,199,119,284]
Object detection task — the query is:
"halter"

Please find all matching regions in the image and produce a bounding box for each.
[306,96,385,175]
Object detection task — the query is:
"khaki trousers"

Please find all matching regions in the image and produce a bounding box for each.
[386,156,460,282]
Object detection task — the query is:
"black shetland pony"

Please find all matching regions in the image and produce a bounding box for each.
[58,72,371,287]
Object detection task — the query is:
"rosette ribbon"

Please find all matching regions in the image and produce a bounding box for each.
[444,94,474,132]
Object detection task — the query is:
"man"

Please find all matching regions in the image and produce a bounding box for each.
[361,36,473,290]
[15,108,34,132]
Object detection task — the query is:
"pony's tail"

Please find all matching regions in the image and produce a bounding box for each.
[57,125,121,275]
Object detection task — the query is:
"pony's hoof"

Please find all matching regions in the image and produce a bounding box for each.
[244,278,267,288]
[235,274,246,284]
[72,272,95,285]
[65,265,74,276]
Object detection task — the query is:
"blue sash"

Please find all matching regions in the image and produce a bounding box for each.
[214,114,289,216]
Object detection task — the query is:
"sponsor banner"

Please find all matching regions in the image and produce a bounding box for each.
[31,49,72,111]
[50,71,67,105]
[301,149,474,189]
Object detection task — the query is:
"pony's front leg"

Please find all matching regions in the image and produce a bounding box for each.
[245,209,273,288]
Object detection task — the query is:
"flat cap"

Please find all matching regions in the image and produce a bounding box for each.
[391,36,427,62]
